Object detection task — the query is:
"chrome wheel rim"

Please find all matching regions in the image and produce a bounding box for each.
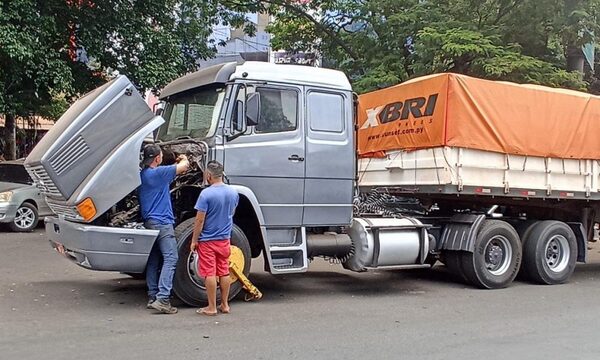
[187,249,207,290]
[186,243,242,289]
[14,207,35,229]
[545,235,569,273]
[485,235,512,276]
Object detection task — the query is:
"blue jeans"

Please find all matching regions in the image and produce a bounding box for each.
[145,221,179,300]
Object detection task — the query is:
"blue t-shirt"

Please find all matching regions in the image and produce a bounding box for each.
[139,165,177,225]
[194,184,239,241]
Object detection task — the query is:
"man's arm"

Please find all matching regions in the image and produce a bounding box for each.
[190,211,206,252]
[176,154,189,175]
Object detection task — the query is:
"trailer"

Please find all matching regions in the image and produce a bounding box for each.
[24,64,600,306]
[357,73,600,288]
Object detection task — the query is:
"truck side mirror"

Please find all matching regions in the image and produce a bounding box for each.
[152,102,164,116]
[246,92,260,127]
[233,99,246,133]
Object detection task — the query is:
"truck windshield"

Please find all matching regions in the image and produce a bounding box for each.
[158,86,225,141]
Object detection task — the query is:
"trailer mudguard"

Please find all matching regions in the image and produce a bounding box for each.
[567,222,587,263]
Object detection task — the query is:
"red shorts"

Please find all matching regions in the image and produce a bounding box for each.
[197,239,231,277]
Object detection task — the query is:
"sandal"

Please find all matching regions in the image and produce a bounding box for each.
[196,308,217,316]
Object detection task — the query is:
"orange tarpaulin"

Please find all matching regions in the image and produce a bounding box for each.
[357,73,600,159]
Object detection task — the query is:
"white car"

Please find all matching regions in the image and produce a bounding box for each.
[0,160,53,232]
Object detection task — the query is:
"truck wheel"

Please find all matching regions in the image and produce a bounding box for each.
[521,221,577,285]
[460,220,521,289]
[442,251,468,283]
[515,220,539,279]
[9,202,39,232]
[173,218,252,307]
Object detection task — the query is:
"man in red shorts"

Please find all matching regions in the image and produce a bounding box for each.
[190,161,239,315]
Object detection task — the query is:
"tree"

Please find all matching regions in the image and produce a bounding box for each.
[0,0,252,160]
[266,0,600,93]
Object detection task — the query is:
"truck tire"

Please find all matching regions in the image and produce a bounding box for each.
[460,220,522,289]
[442,251,468,283]
[173,218,252,307]
[515,220,539,279]
[9,202,39,232]
[521,221,577,285]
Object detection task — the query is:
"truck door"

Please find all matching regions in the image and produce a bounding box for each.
[223,84,305,227]
[303,88,354,226]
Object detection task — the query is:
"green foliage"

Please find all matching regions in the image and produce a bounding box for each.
[0,0,257,158]
[266,0,600,93]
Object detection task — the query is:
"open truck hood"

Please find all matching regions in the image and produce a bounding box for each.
[25,76,163,222]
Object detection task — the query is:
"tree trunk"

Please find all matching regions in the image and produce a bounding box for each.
[3,113,16,160]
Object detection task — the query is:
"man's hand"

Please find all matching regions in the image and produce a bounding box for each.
[191,211,206,253]
[175,155,190,175]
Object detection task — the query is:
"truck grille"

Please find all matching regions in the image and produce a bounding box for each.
[46,200,83,221]
[49,135,90,176]
[25,164,65,200]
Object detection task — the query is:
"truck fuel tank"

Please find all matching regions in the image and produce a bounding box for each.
[343,217,430,272]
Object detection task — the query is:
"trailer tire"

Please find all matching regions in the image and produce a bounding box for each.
[173,218,252,307]
[515,220,539,279]
[460,220,521,289]
[521,221,577,285]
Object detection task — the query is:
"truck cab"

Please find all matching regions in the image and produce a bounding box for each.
[25,62,360,305]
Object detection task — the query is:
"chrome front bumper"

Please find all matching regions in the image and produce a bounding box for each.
[45,216,159,273]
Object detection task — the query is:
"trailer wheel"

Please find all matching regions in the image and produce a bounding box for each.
[521,221,577,285]
[173,218,252,307]
[515,220,539,279]
[460,220,521,289]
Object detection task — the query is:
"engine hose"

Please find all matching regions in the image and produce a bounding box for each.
[354,190,425,218]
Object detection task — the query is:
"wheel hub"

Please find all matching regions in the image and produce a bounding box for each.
[484,235,512,276]
[545,235,569,272]
[14,207,35,229]
[187,244,245,288]
[487,245,504,266]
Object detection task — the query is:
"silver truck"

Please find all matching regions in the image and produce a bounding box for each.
[25,62,592,305]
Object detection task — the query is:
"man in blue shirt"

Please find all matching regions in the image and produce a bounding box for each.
[139,144,189,314]
[190,160,239,316]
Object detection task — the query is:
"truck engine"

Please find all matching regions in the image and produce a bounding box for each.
[94,140,206,229]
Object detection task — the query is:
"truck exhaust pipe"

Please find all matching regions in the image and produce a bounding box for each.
[306,233,353,260]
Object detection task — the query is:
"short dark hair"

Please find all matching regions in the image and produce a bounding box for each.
[206,160,224,178]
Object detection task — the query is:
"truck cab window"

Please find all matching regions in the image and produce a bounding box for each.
[255,88,297,133]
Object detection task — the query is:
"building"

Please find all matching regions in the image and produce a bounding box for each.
[0,116,53,158]
[201,13,271,67]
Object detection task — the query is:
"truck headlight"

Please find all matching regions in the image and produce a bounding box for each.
[0,191,13,203]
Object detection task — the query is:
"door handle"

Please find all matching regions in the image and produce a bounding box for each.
[288,154,305,162]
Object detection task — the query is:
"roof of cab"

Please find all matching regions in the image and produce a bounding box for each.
[159,61,351,99]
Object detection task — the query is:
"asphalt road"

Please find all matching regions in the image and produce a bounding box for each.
[3,228,600,360]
